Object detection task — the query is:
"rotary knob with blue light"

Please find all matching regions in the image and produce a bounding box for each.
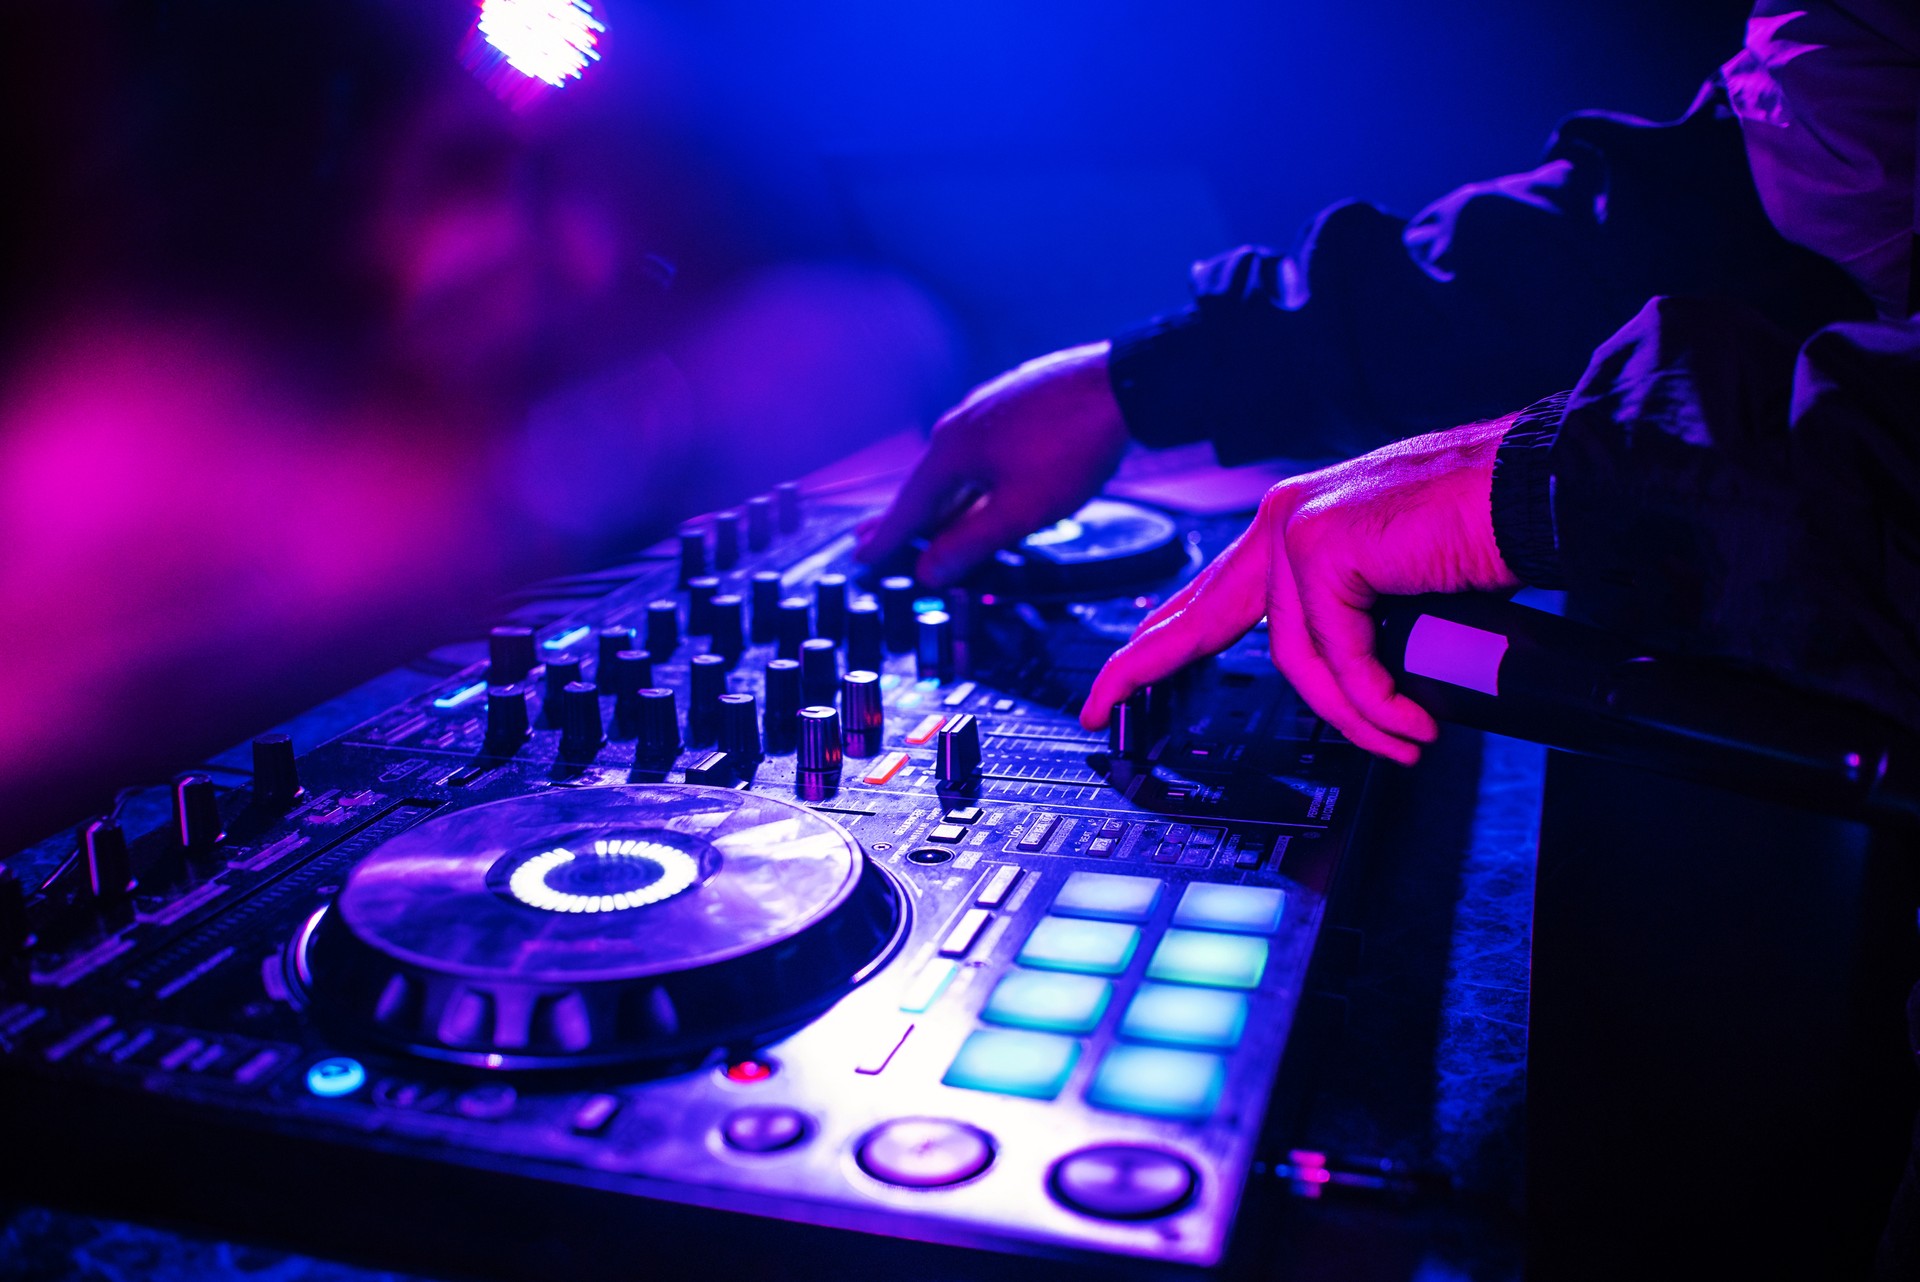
[306,1056,367,1098]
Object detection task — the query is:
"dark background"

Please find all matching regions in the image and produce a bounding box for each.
[0,0,1754,847]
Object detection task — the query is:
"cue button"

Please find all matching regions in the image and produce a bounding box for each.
[1048,1144,1198,1220]
[720,1106,811,1154]
[856,1118,995,1188]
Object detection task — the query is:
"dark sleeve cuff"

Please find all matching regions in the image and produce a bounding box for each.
[1490,392,1570,588]
[1107,306,1216,452]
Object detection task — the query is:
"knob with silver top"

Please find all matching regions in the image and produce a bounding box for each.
[489,626,537,684]
[645,599,681,659]
[719,693,763,765]
[486,684,532,746]
[763,658,802,754]
[916,610,955,684]
[840,671,883,758]
[937,713,983,785]
[802,706,848,786]
[847,598,883,673]
[633,688,681,766]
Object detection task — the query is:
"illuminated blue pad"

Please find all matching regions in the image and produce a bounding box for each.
[1087,1045,1227,1119]
[943,1029,1081,1100]
[1172,883,1285,934]
[1018,917,1140,976]
[1146,929,1268,990]
[1120,983,1249,1049]
[1051,872,1163,923]
[981,972,1112,1034]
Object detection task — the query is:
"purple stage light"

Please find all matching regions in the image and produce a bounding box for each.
[463,0,605,108]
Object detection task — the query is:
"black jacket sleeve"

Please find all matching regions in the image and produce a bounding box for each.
[1493,294,1920,732]
[1109,84,1870,466]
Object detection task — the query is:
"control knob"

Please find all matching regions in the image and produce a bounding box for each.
[746,495,774,550]
[709,594,746,666]
[763,659,802,754]
[795,706,842,799]
[880,576,917,653]
[917,610,955,684]
[252,734,303,808]
[841,671,883,758]
[688,653,727,746]
[677,523,708,585]
[173,773,223,857]
[633,688,681,767]
[713,509,743,570]
[558,682,604,758]
[486,684,532,747]
[750,571,783,644]
[488,626,537,684]
[847,598,884,673]
[645,599,681,659]
[719,693,763,765]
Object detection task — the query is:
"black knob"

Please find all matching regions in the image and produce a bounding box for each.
[917,610,955,684]
[775,481,802,533]
[645,599,680,659]
[796,706,843,777]
[814,574,849,641]
[596,626,636,676]
[937,713,983,785]
[746,495,774,550]
[841,671,883,758]
[0,865,27,958]
[687,576,721,636]
[688,653,727,746]
[678,523,708,585]
[252,734,303,808]
[847,598,884,673]
[684,750,736,787]
[489,626,537,684]
[800,637,839,707]
[633,688,681,766]
[486,684,532,746]
[714,509,743,570]
[709,594,745,666]
[605,649,654,697]
[749,572,783,644]
[174,773,223,855]
[775,597,811,660]
[1109,689,1151,760]
[719,693,762,765]
[543,654,584,726]
[83,817,132,904]
[764,659,802,754]
[559,682,604,758]
[880,576,918,653]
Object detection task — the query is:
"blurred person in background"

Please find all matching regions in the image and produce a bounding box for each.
[0,0,954,848]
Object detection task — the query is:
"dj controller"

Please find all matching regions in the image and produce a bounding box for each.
[0,477,1379,1280]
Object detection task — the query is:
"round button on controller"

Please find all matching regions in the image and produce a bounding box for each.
[1048,1144,1198,1220]
[721,1105,811,1154]
[857,1118,995,1189]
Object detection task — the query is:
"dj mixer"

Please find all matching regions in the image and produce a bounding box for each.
[0,478,1377,1280]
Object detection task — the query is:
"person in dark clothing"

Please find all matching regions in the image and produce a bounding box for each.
[858,0,1916,761]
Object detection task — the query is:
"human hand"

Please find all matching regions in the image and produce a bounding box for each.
[854,341,1129,587]
[1081,420,1520,764]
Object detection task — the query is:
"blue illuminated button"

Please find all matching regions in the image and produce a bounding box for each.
[1087,1046,1227,1120]
[1172,883,1286,934]
[1146,929,1268,990]
[1120,984,1249,1049]
[305,1056,367,1098]
[943,1029,1081,1100]
[981,972,1112,1034]
[1051,872,1163,923]
[1018,917,1140,976]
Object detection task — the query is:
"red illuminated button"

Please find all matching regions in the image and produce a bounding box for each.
[723,1058,777,1084]
[863,751,910,785]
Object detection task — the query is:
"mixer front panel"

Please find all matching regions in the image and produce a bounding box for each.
[0,490,1370,1273]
